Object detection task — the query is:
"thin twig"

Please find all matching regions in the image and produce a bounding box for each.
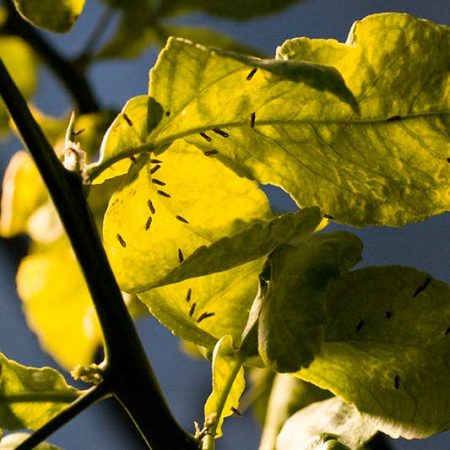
[2,0,100,113]
[16,384,110,450]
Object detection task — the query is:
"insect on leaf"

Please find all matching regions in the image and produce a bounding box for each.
[297,266,450,439]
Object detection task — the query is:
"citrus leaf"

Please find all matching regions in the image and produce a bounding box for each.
[17,239,102,370]
[138,259,263,349]
[0,433,60,449]
[102,140,274,292]
[0,36,37,136]
[90,13,450,226]
[297,266,450,439]
[276,397,378,450]
[0,151,47,238]
[204,335,245,439]
[0,352,80,432]
[259,231,363,373]
[260,375,331,450]
[12,0,85,32]
[157,207,322,288]
[87,37,356,182]
[90,96,162,184]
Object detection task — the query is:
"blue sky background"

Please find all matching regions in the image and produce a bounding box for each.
[0,0,449,448]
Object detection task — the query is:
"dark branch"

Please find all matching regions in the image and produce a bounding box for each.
[0,60,197,450]
[2,0,100,113]
[16,384,110,450]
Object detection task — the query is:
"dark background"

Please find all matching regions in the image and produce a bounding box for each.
[0,0,449,448]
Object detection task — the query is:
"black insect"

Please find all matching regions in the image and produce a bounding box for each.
[116,234,126,248]
[150,165,161,174]
[394,375,400,389]
[385,311,393,319]
[145,216,153,231]
[147,199,156,214]
[176,215,189,224]
[150,158,162,164]
[446,157,450,163]
[178,248,184,263]
[204,149,219,156]
[189,302,197,317]
[199,132,212,142]
[356,320,365,332]
[165,111,171,117]
[412,276,432,297]
[152,178,166,186]
[231,407,241,416]
[212,128,229,138]
[72,128,85,136]
[445,327,450,336]
[123,113,133,126]
[246,68,257,80]
[324,213,334,220]
[250,112,256,128]
[157,190,171,198]
[129,155,137,162]
[387,115,401,122]
[197,312,215,323]
[186,288,192,302]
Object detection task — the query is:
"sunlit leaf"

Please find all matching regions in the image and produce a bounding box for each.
[90,96,159,184]
[276,397,378,450]
[259,232,362,373]
[12,0,85,32]
[204,335,245,439]
[0,352,80,432]
[0,151,47,238]
[297,266,450,439]
[260,375,331,450]
[0,433,59,449]
[139,259,263,348]
[103,140,274,292]
[17,239,102,370]
[90,13,450,227]
[0,36,37,135]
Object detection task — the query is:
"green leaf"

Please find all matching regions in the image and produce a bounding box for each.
[90,13,450,226]
[297,266,450,439]
[90,96,162,184]
[204,335,245,439]
[0,37,37,136]
[276,397,378,450]
[0,433,60,449]
[158,0,301,20]
[259,232,363,373]
[0,352,80,432]
[260,375,331,450]
[139,259,263,349]
[102,140,274,292]
[13,0,85,32]
[138,259,264,349]
[17,239,102,370]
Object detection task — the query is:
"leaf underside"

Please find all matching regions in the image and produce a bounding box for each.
[92,13,450,227]
[297,266,450,439]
